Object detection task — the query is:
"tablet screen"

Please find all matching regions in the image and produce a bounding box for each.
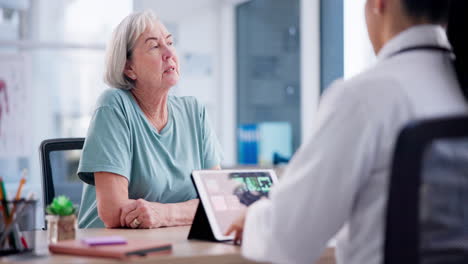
[192,170,278,240]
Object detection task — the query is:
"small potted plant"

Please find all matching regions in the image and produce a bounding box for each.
[45,196,77,243]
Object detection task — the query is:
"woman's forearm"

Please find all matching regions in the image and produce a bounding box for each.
[95,172,132,228]
[160,199,199,226]
[100,198,134,228]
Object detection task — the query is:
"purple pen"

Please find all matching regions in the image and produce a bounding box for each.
[81,236,128,246]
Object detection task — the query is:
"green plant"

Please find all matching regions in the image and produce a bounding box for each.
[46,195,76,216]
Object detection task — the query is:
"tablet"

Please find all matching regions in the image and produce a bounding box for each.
[191,169,278,241]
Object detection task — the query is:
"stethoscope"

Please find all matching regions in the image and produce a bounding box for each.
[389,45,452,58]
[388,45,467,93]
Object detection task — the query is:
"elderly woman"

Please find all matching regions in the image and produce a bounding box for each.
[77,10,222,229]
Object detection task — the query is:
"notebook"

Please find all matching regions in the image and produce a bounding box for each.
[49,239,172,259]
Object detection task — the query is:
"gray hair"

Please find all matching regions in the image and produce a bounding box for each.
[104,10,158,90]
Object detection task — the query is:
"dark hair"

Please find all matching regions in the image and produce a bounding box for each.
[402,0,468,100]
[401,0,450,24]
[447,0,468,100]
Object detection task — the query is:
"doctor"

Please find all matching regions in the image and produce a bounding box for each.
[226,0,468,263]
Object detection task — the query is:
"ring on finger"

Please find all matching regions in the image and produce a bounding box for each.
[131,218,141,228]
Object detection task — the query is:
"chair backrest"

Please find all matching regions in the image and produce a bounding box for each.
[39,138,85,214]
[384,116,468,264]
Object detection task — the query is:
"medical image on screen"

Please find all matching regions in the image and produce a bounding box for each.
[200,171,275,235]
[230,172,273,206]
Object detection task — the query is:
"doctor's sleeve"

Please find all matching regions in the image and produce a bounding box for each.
[241,80,380,263]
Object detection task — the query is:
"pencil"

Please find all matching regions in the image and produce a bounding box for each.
[0,200,28,249]
[20,236,28,249]
[0,177,9,222]
[15,170,27,200]
[8,173,28,250]
[9,174,27,222]
[0,177,18,250]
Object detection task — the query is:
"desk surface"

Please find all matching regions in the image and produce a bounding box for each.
[1,226,335,264]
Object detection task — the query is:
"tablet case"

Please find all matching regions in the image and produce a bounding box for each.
[188,169,277,242]
[187,201,219,242]
[49,239,172,259]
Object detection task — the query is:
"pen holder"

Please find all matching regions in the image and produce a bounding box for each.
[46,214,77,244]
[0,199,36,256]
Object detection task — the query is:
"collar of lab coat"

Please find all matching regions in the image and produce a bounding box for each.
[377,24,451,61]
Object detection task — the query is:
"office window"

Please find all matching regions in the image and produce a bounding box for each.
[320,0,343,92]
[0,0,132,228]
[344,0,375,79]
[236,0,301,166]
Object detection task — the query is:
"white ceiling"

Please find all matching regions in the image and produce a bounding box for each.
[135,0,251,22]
[136,0,216,22]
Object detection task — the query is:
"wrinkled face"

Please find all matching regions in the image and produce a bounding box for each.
[125,20,179,91]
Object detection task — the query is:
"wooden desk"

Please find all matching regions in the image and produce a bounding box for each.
[1,226,335,263]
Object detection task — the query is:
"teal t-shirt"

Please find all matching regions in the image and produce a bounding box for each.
[77,89,222,228]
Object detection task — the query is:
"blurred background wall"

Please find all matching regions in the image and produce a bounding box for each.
[0,0,374,228]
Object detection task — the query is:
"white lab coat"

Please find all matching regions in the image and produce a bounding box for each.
[241,25,468,264]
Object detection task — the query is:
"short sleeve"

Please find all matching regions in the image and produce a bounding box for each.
[199,104,223,169]
[78,106,132,185]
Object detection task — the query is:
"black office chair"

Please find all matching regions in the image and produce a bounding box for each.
[384,116,468,264]
[39,138,85,224]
